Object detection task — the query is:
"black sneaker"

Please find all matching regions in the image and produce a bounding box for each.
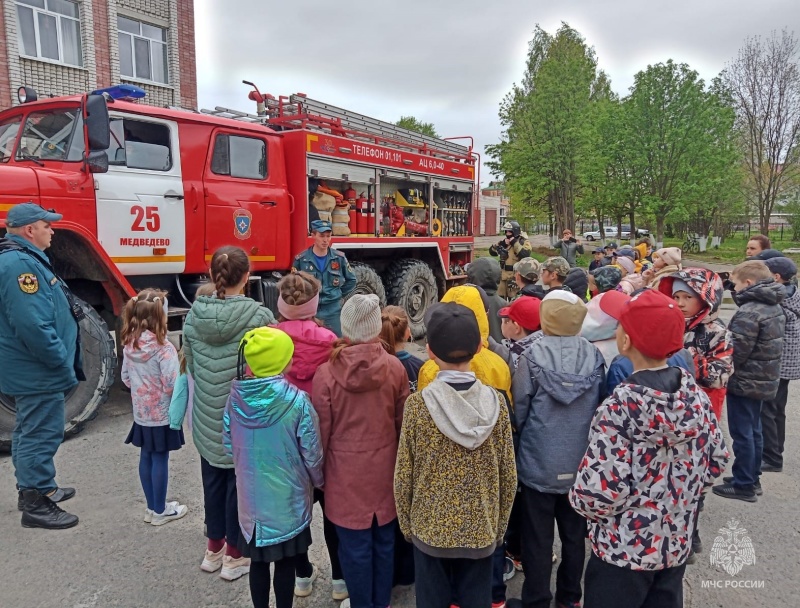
[761,463,783,473]
[685,550,697,565]
[692,533,703,554]
[712,482,757,503]
[20,489,79,529]
[722,476,763,496]
[17,486,76,511]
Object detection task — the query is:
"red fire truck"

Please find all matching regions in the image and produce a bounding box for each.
[0,82,477,446]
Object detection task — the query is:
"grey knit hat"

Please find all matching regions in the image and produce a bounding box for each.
[340,294,382,343]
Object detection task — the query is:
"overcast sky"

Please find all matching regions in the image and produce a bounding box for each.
[194,0,799,185]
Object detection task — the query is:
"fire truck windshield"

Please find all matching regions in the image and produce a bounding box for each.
[0,117,20,163]
[16,108,85,162]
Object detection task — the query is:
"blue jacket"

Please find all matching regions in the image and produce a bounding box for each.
[606,350,695,395]
[223,375,324,546]
[0,235,81,396]
[292,246,357,308]
[512,335,606,494]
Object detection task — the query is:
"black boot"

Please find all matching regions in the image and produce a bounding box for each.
[20,489,79,529]
[18,486,76,511]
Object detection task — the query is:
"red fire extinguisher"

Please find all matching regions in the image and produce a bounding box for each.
[367,194,376,235]
[356,193,368,234]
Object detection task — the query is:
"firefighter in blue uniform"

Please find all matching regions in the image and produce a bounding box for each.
[292,220,357,336]
[0,203,84,529]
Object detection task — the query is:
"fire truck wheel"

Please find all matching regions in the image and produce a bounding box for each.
[0,298,117,451]
[385,259,437,340]
[346,262,387,308]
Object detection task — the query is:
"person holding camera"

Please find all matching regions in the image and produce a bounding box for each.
[553,229,584,268]
[489,220,532,299]
[0,203,85,530]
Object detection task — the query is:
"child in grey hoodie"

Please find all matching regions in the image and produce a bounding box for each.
[512,290,605,608]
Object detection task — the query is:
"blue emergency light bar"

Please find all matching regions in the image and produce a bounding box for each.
[90,84,147,100]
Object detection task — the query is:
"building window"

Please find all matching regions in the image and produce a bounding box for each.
[118,16,169,84]
[16,0,83,67]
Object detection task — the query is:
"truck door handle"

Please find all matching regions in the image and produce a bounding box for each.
[260,200,277,206]
[164,193,184,200]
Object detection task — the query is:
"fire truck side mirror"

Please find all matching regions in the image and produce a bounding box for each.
[86,150,109,174]
[85,94,110,151]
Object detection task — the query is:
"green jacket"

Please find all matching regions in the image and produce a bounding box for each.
[184,295,275,467]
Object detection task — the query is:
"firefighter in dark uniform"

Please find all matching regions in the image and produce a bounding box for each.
[489,220,532,299]
[292,219,357,336]
[0,203,84,529]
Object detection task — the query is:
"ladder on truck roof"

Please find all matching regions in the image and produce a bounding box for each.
[201,94,473,164]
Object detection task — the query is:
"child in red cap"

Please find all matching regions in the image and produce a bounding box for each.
[570,290,729,608]
[491,296,543,370]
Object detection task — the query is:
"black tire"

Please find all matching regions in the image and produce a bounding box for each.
[384,259,438,339]
[586,235,594,241]
[346,262,387,307]
[0,298,117,451]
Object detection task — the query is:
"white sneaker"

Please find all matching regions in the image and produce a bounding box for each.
[201,544,226,572]
[294,564,318,597]
[219,555,251,581]
[340,599,351,608]
[150,502,188,526]
[331,578,349,600]
[145,501,178,523]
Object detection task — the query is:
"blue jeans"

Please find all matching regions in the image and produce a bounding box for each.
[12,392,65,492]
[335,517,396,608]
[727,393,763,488]
[139,449,169,513]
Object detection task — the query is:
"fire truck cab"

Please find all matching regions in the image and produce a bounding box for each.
[0,83,477,447]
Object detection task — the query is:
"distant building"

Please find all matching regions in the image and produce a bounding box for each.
[479,181,509,236]
[0,0,196,108]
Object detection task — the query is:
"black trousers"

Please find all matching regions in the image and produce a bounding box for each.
[200,457,240,546]
[584,553,686,608]
[250,556,296,608]
[296,492,343,580]
[520,485,586,608]
[761,378,789,468]
[413,546,493,608]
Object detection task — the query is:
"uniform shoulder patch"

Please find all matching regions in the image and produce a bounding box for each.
[18,273,39,294]
[334,249,346,257]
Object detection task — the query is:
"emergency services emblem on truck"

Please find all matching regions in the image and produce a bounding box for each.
[234,209,252,240]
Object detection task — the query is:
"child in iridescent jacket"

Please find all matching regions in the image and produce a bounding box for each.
[224,327,324,608]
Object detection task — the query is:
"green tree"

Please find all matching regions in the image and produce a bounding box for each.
[620,61,739,245]
[395,116,438,138]
[487,24,606,234]
[722,29,800,234]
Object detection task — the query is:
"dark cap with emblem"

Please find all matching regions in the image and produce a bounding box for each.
[4,202,62,227]
[310,219,333,233]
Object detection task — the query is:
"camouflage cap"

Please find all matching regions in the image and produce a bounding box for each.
[514,257,541,281]
[542,256,570,277]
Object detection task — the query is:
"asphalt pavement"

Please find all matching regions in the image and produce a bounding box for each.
[3,308,799,607]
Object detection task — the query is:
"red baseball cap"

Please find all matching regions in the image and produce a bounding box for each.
[498,297,541,332]
[600,289,685,360]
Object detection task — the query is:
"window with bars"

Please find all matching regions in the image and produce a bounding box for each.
[16,0,83,67]
[118,15,169,85]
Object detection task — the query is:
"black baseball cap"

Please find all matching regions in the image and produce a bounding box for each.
[425,302,481,363]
